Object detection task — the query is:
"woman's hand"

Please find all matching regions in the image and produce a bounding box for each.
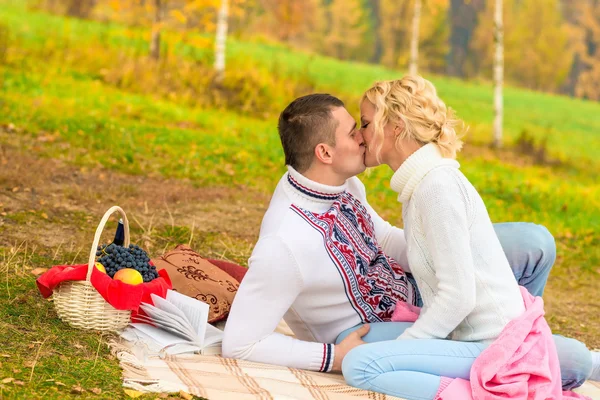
[332,324,370,372]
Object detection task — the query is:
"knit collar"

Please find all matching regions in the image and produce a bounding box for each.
[390,143,460,203]
[284,166,347,211]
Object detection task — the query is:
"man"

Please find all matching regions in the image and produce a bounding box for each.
[222,94,596,389]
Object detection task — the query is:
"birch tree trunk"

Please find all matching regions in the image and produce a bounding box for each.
[215,0,229,82]
[149,0,162,60]
[409,0,422,75]
[493,0,503,148]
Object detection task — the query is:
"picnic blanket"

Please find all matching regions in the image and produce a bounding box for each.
[109,320,600,400]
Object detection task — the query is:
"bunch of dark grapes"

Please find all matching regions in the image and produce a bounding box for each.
[96,243,159,282]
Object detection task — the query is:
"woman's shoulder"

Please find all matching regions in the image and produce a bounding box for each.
[414,165,470,201]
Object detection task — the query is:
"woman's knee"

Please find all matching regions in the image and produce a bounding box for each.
[341,345,379,388]
[555,335,593,390]
[531,224,556,266]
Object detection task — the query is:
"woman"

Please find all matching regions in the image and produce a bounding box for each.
[339,76,600,400]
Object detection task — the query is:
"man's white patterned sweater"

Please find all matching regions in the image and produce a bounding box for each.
[222,166,417,372]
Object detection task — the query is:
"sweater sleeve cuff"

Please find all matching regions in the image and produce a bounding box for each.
[397,328,420,340]
[309,343,334,372]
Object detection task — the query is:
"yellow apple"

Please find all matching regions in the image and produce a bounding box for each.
[113,268,143,285]
[95,262,106,274]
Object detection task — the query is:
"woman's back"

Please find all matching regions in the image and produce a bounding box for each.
[393,144,525,343]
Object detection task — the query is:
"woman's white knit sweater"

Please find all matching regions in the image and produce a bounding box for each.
[392,143,525,343]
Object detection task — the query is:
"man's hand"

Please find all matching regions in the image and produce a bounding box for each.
[331,324,370,372]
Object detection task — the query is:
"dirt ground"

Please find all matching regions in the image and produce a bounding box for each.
[1,134,598,349]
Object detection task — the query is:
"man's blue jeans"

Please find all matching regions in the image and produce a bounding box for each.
[338,223,592,400]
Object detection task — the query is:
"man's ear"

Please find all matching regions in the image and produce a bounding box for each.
[314,143,334,165]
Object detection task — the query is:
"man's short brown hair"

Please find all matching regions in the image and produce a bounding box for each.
[278,94,344,172]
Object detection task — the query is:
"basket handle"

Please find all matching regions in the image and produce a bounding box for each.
[86,206,130,281]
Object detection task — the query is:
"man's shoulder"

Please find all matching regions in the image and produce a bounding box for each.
[259,179,315,239]
[346,176,367,199]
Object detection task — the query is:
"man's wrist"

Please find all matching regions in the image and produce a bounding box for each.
[331,344,341,372]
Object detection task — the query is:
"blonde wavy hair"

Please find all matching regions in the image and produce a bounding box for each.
[361,75,464,161]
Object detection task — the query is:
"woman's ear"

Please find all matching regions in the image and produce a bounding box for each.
[314,143,333,165]
[394,120,405,137]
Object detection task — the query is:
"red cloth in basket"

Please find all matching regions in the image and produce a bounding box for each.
[36,264,172,313]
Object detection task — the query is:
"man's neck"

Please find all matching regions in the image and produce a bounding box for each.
[301,166,346,187]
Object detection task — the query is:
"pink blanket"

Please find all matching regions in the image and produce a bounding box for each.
[426,287,590,399]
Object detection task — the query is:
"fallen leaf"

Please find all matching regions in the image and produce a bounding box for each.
[71,384,84,394]
[55,381,66,387]
[2,378,14,384]
[90,388,102,394]
[24,361,35,368]
[12,187,19,192]
[73,344,84,349]
[31,268,48,276]
[14,380,25,386]
[178,391,193,400]
[13,368,21,373]
[123,389,144,398]
[41,212,48,219]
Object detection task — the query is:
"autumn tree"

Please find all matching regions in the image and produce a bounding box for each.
[470,0,570,92]
[409,0,422,75]
[468,0,515,78]
[322,0,369,60]
[505,0,571,91]
[418,0,450,74]
[149,0,164,60]
[562,1,600,100]
[378,0,448,73]
[250,0,314,43]
[447,0,486,77]
[368,0,384,63]
[493,0,503,148]
[379,0,413,68]
[214,0,228,80]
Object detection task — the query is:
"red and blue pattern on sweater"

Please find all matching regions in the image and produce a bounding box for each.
[288,177,413,323]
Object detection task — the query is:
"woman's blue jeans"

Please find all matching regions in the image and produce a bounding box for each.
[338,223,592,400]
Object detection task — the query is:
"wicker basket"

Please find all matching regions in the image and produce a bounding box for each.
[53,206,132,331]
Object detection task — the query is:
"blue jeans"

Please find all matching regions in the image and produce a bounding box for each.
[492,222,556,297]
[339,323,592,400]
[338,223,592,400]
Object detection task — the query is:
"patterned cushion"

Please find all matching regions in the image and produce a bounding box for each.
[151,245,240,323]
[207,258,248,283]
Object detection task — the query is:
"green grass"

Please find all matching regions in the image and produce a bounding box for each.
[0,0,598,270]
[0,249,127,399]
[2,0,599,168]
[1,0,599,267]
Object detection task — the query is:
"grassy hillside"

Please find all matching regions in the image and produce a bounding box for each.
[2,1,600,168]
[0,0,598,266]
